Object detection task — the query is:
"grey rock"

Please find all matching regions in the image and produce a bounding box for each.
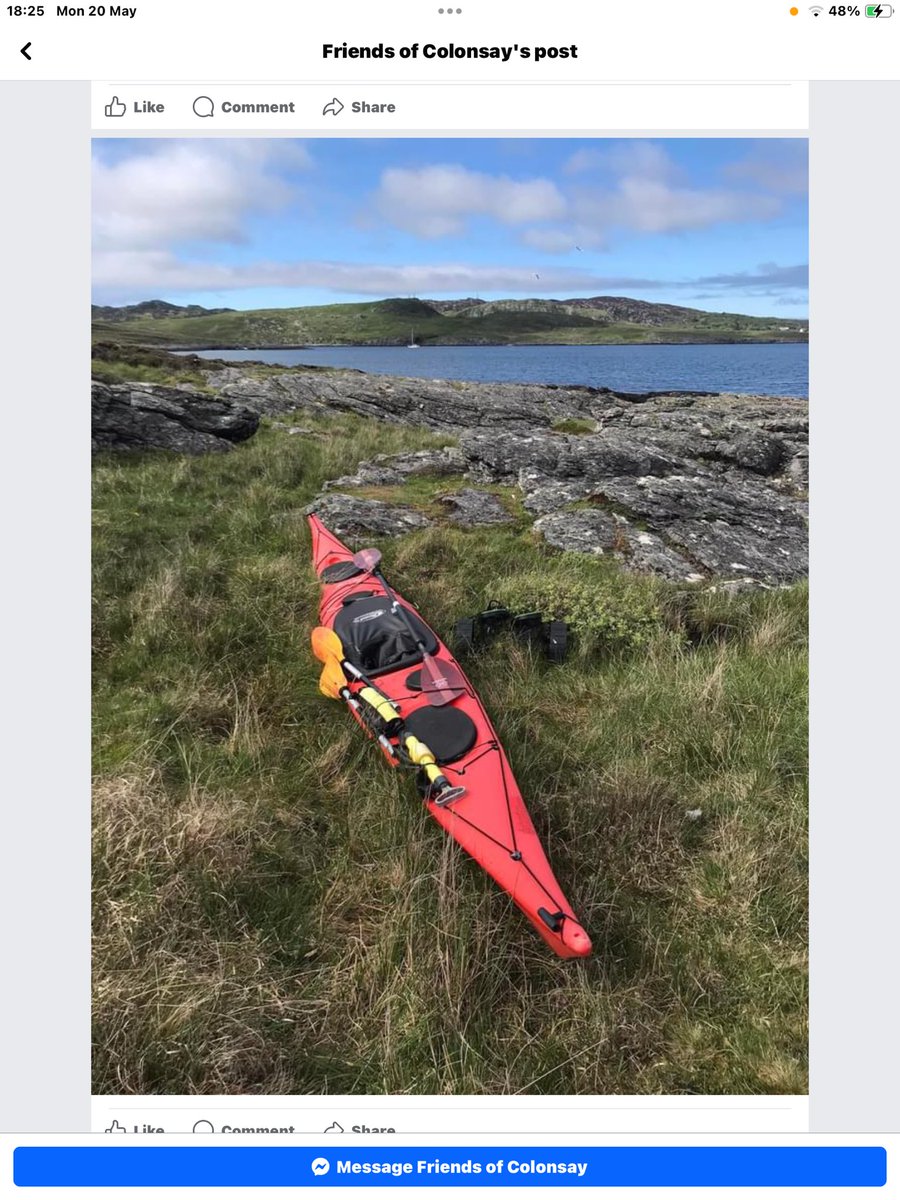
[325,447,464,491]
[211,363,712,431]
[461,428,681,483]
[713,430,787,474]
[91,381,258,454]
[306,494,432,541]
[628,530,706,581]
[181,358,808,584]
[663,517,806,582]
[533,510,701,581]
[591,473,807,583]
[785,450,809,491]
[438,488,513,527]
[534,509,623,555]
[520,473,597,515]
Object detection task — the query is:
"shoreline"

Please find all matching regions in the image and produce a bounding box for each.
[165,338,808,352]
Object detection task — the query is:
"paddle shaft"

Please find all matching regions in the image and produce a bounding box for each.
[339,686,396,758]
[350,550,465,706]
[371,568,429,655]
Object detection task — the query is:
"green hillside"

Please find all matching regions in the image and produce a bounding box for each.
[92,296,809,349]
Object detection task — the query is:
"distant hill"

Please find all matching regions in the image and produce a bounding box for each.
[91,299,236,323]
[91,295,808,348]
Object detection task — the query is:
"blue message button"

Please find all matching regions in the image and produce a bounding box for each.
[13,1145,888,1188]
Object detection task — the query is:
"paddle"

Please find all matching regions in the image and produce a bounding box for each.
[311,626,403,733]
[310,624,465,806]
[352,548,466,707]
[316,652,347,701]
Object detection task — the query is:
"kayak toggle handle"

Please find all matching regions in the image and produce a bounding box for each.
[537,907,567,934]
[431,786,466,808]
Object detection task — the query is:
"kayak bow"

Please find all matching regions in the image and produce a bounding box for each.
[308,513,592,960]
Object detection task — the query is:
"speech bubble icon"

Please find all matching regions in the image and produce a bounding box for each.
[193,95,215,118]
[311,1158,330,1177]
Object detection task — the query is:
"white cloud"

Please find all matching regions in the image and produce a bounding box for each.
[375,164,567,238]
[565,141,680,183]
[92,140,309,251]
[91,249,807,305]
[696,262,809,289]
[518,142,786,254]
[91,250,665,301]
[725,141,808,195]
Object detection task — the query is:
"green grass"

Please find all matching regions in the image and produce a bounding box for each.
[91,358,214,390]
[92,413,808,1095]
[551,418,598,435]
[91,296,809,349]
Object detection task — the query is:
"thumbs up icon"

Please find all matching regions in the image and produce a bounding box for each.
[104,1120,127,1133]
[104,96,126,118]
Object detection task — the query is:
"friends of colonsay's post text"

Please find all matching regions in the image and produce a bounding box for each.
[322,43,579,62]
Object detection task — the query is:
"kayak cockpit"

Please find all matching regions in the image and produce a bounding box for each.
[332,593,438,678]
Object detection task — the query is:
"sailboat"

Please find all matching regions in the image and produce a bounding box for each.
[407,328,420,349]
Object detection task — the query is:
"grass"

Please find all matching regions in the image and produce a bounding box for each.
[92,412,808,1096]
[91,343,222,390]
[551,418,598,435]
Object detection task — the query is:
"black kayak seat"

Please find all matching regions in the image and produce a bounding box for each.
[333,595,438,677]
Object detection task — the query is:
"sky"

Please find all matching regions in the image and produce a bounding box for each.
[92,137,808,316]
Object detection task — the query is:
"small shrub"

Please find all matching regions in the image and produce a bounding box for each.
[492,556,663,654]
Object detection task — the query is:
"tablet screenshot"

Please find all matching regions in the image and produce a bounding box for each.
[2,1,898,1193]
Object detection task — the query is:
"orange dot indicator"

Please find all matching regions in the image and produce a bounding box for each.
[790,4,799,10]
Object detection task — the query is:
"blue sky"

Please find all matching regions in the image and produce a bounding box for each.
[92,138,808,316]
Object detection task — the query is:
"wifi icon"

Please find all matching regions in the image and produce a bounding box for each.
[809,4,824,11]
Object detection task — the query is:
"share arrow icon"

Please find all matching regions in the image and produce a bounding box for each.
[322,97,344,116]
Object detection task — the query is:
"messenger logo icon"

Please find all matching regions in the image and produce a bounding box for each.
[311,1158,331,1176]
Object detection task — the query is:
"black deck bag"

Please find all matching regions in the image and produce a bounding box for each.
[333,594,438,677]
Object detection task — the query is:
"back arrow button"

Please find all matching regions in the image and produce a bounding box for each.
[21,42,32,59]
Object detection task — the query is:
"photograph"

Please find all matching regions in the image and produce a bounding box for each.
[91,136,808,1096]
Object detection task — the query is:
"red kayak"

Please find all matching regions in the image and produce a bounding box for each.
[309,514,591,959]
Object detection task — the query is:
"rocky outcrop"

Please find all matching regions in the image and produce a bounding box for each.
[307,494,432,542]
[438,488,513,527]
[210,363,715,431]
[458,416,807,583]
[323,448,465,492]
[295,376,807,585]
[92,356,808,584]
[532,511,703,581]
[92,381,259,454]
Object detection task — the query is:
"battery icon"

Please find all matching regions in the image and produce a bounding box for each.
[865,3,893,13]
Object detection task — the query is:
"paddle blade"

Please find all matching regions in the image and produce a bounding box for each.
[318,656,346,700]
[421,652,467,706]
[353,547,382,572]
[311,625,344,665]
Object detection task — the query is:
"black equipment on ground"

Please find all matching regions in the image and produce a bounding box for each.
[453,602,568,664]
